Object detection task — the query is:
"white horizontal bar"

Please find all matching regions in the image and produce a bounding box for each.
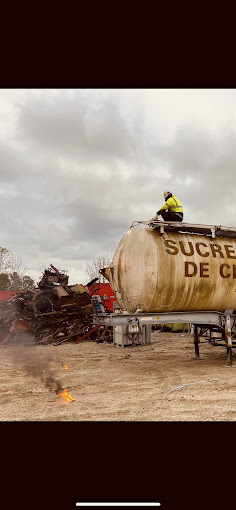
[76,504,161,507]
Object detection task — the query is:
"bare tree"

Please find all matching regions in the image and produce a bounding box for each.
[86,256,111,283]
[9,253,28,278]
[0,247,35,290]
[0,248,13,274]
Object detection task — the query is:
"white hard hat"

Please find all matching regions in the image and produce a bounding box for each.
[164,190,171,198]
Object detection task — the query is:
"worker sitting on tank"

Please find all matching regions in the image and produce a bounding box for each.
[151,191,183,222]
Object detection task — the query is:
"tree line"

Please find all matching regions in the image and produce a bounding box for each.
[0,248,111,291]
[0,247,35,291]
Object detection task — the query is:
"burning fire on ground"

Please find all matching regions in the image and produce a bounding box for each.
[9,345,76,403]
[60,388,76,402]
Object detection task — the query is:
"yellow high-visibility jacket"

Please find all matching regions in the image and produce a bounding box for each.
[160,195,183,213]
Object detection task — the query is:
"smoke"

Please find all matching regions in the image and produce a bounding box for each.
[10,340,64,395]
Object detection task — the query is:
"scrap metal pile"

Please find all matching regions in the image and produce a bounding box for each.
[0,265,101,346]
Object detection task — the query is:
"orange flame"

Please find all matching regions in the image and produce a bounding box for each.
[64,364,69,370]
[60,389,76,402]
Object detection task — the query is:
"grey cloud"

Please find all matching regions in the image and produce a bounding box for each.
[151,127,236,224]
[16,91,144,163]
[0,140,32,181]
[160,127,236,180]
[1,91,236,285]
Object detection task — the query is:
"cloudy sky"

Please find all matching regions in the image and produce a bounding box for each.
[0,88,236,285]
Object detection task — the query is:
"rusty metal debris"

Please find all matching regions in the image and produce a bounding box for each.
[0,265,101,346]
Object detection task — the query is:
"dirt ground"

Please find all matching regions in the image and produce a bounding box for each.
[1,330,236,421]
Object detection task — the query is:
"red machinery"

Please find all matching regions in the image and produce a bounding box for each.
[86,279,116,312]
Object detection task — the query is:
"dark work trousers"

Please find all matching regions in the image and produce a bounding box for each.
[159,210,183,222]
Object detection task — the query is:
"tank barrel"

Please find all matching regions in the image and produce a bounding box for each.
[108,226,236,314]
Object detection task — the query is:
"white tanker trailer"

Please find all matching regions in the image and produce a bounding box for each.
[95,220,236,365]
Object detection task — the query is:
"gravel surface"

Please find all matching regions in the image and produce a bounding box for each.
[1,331,235,421]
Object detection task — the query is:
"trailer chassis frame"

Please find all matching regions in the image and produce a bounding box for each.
[93,310,236,365]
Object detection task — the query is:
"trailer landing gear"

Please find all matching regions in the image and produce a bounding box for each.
[225,315,233,366]
[193,325,201,359]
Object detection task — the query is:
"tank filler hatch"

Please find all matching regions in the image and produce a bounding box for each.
[131,221,236,239]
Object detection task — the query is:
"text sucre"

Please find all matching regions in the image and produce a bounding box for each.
[164,239,236,279]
